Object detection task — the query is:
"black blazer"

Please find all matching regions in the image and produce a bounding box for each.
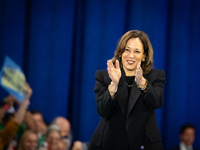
[89,68,165,150]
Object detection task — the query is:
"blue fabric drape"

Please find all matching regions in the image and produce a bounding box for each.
[0,0,200,149]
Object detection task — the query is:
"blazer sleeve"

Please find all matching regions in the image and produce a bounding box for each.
[94,70,117,118]
[143,69,166,109]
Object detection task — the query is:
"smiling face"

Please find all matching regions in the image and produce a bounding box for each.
[121,38,146,76]
[46,131,61,150]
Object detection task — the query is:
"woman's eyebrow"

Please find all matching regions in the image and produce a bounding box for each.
[126,46,140,50]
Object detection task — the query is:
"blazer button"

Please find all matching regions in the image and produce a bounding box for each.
[140,146,144,149]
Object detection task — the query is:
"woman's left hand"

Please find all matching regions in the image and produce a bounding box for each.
[135,62,146,87]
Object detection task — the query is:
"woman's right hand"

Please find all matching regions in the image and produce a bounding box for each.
[107,60,121,86]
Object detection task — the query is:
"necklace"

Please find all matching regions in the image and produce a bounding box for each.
[126,83,133,87]
[126,76,135,87]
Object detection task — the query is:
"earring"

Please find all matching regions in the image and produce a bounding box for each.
[119,55,121,57]
[142,59,145,62]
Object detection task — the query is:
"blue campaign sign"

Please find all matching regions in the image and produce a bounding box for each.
[0,56,26,101]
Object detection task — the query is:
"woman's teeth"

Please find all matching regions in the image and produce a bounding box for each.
[128,60,134,64]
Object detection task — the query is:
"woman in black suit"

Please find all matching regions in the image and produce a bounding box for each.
[88,30,165,150]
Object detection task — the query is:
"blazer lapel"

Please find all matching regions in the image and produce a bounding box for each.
[126,74,148,129]
[116,69,128,114]
[126,82,141,129]
[126,81,141,118]
[116,69,145,116]
[127,74,147,116]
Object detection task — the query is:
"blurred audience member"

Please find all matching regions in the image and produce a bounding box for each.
[31,110,47,135]
[21,110,36,132]
[3,94,19,108]
[45,124,63,150]
[31,110,47,148]
[168,124,198,150]
[0,101,6,128]
[0,83,32,150]
[0,94,19,128]
[1,100,33,149]
[52,117,72,150]
[6,110,39,149]
[17,130,38,150]
[0,101,7,131]
[52,117,70,137]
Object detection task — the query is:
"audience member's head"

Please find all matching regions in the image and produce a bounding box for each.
[179,124,196,146]
[5,94,18,107]
[52,117,72,150]
[0,94,20,123]
[45,124,62,150]
[31,110,46,134]
[17,130,38,150]
[52,117,71,137]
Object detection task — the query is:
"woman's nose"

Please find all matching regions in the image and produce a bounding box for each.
[128,51,134,58]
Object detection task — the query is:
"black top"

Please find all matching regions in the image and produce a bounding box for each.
[124,76,135,117]
[126,75,135,97]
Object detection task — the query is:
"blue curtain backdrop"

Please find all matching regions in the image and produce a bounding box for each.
[0,0,200,149]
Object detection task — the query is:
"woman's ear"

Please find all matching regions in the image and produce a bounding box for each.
[142,54,146,62]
